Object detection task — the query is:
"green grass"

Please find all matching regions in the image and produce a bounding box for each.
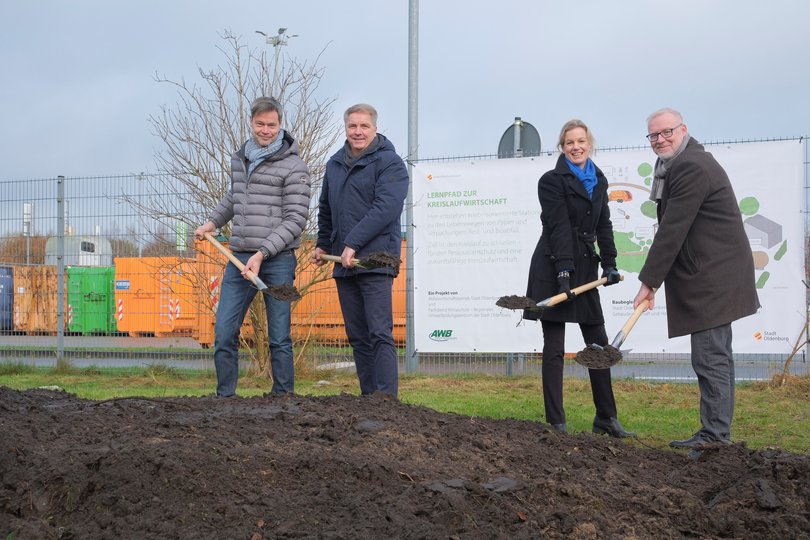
[1,364,808,453]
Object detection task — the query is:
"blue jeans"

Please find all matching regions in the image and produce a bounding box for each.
[335,273,398,397]
[214,250,296,396]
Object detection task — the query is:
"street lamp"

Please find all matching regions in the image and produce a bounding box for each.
[256,27,298,48]
[22,202,33,265]
[256,27,299,91]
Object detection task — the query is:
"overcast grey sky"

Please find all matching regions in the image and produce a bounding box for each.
[1,0,808,180]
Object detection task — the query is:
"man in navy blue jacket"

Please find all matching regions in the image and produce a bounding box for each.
[313,104,409,396]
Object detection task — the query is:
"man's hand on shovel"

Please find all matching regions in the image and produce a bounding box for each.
[203,233,301,301]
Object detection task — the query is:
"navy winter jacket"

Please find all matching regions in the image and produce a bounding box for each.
[317,134,409,277]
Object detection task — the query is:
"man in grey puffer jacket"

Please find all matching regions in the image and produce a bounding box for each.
[195,96,311,396]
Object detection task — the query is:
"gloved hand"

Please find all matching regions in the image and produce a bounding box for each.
[602,267,621,286]
[557,270,574,300]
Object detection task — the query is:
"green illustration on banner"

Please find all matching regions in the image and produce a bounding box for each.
[606,164,787,291]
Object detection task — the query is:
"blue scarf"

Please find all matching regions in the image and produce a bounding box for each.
[246,129,286,178]
[565,157,597,198]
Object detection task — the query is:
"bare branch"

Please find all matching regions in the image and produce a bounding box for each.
[129,30,342,373]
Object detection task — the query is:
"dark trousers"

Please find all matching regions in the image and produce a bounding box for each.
[540,320,617,425]
[335,273,398,397]
[691,324,735,442]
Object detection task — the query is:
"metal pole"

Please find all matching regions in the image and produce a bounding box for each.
[23,202,32,265]
[513,117,523,158]
[405,0,419,372]
[56,176,65,363]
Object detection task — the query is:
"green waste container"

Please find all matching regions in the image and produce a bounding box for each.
[66,266,118,335]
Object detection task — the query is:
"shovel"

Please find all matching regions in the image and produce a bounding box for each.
[318,252,401,270]
[574,299,650,369]
[204,233,301,301]
[496,275,623,312]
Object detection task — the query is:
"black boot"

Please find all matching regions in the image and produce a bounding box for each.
[551,423,567,433]
[592,416,635,438]
[669,432,706,449]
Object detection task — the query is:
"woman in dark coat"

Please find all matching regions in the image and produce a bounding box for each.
[524,119,633,438]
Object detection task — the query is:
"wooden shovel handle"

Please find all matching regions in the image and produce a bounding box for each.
[610,299,650,349]
[204,233,265,289]
[621,299,649,335]
[538,275,624,308]
[318,253,365,268]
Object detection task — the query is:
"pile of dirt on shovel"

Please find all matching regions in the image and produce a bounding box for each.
[2,387,809,539]
[266,283,301,301]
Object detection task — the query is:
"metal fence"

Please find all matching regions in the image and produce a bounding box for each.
[0,137,807,383]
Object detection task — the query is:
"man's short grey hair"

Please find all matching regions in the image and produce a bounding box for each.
[344,103,378,126]
[250,96,283,123]
[647,107,683,125]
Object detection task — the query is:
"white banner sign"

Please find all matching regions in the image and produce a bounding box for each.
[412,140,805,354]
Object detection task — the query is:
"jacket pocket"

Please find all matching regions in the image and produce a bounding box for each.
[677,238,700,274]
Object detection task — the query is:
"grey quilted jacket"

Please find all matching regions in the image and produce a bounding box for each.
[209,132,311,257]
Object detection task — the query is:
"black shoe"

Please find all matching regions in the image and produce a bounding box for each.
[551,423,567,433]
[669,433,707,449]
[592,416,636,438]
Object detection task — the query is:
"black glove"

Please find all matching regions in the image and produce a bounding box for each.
[557,271,574,300]
[602,267,621,286]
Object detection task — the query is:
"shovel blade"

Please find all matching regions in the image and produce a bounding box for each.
[253,277,269,292]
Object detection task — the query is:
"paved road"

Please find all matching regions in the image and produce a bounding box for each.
[1,335,806,382]
[0,335,203,349]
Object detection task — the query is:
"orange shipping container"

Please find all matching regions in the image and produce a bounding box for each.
[192,238,254,348]
[114,257,169,336]
[156,259,199,337]
[291,241,407,345]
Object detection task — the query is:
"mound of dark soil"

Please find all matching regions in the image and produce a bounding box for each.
[2,387,809,539]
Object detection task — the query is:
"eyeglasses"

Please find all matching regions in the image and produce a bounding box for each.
[646,123,683,142]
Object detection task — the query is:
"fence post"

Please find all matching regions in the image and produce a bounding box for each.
[405,0,420,373]
[56,176,65,363]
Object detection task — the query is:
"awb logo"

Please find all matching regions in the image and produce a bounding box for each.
[429,329,454,342]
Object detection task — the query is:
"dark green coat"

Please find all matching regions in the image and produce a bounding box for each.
[523,155,616,324]
[639,138,760,337]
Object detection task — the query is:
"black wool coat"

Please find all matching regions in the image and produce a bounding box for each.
[523,155,617,324]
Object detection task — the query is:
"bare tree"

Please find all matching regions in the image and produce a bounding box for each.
[0,235,47,265]
[139,29,341,377]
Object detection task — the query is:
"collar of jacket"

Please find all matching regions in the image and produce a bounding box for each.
[552,153,607,200]
[235,131,297,161]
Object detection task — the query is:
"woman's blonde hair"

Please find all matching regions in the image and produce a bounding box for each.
[557,119,595,151]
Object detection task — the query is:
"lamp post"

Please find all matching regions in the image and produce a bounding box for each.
[22,202,33,265]
[256,27,298,92]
